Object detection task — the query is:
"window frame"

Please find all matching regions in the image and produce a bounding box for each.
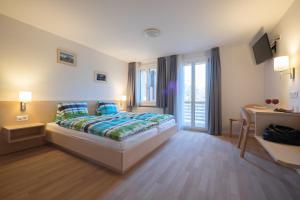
[138,63,157,107]
[182,58,208,132]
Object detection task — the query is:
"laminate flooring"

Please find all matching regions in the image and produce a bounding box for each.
[0,131,299,200]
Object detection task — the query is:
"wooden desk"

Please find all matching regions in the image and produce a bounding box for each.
[247,108,300,173]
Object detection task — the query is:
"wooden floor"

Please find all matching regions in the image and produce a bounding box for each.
[1,131,300,200]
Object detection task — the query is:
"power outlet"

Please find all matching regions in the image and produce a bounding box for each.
[16,115,29,121]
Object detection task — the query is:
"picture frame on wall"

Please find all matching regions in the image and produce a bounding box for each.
[57,48,77,66]
[94,71,107,82]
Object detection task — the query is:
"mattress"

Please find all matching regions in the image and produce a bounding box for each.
[46,123,159,151]
[46,119,176,152]
[158,119,176,133]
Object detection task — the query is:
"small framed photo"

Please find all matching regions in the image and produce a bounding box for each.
[57,48,76,66]
[94,71,107,82]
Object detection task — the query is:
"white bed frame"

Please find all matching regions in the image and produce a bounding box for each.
[46,125,177,174]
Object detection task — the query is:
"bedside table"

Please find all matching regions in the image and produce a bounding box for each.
[2,123,45,144]
[0,123,46,155]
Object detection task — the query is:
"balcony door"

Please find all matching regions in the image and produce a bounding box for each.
[183,62,207,130]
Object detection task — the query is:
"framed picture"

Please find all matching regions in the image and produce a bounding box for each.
[57,48,76,66]
[94,71,107,82]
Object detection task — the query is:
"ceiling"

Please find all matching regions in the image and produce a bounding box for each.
[0,0,294,62]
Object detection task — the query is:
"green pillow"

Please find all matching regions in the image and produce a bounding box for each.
[55,102,89,122]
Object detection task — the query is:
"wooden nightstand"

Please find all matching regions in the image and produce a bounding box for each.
[2,123,45,144]
[0,123,46,155]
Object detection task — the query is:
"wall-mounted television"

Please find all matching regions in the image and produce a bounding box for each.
[252,33,273,65]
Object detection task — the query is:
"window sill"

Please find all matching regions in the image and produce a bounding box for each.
[138,105,157,108]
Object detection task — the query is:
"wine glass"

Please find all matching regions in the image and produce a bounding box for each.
[272,99,279,110]
[265,99,272,109]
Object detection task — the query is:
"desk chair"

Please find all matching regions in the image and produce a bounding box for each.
[238,107,256,158]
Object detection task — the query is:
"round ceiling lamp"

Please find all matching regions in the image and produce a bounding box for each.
[143,28,161,38]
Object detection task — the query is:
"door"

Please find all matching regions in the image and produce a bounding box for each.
[183,61,207,131]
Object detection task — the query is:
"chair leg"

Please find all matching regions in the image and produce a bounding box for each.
[240,126,250,158]
[237,120,244,148]
[229,119,233,137]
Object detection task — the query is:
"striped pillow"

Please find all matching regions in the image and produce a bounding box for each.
[55,102,89,122]
[96,102,118,115]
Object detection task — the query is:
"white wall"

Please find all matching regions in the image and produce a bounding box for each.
[264,0,300,111]
[134,45,266,133]
[0,14,127,101]
[220,43,265,131]
[134,45,265,133]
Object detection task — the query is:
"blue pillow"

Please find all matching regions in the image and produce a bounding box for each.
[96,102,118,115]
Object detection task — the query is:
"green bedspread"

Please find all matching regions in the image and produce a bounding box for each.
[112,112,174,124]
[57,112,174,141]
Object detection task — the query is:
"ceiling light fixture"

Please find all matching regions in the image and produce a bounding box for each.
[143,28,161,38]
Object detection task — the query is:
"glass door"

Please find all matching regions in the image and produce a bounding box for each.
[183,62,207,130]
[183,64,192,127]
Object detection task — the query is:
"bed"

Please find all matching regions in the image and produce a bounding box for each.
[45,106,177,174]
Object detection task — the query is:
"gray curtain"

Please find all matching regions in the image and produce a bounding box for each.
[126,62,136,111]
[156,55,177,115]
[165,55,177,115]
[156,57,167,108]
[207,47,222,135]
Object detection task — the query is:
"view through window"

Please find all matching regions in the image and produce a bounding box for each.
[183,62,207,129]
[140,66,157,105]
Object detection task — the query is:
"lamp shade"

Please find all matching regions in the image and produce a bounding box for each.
[121,95,127,101]
[19,91,32,102]
[274,56,289,71]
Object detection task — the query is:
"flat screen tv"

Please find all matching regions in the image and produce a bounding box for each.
[252,33,273,65]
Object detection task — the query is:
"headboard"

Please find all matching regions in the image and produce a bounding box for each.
[0,100,119,127]
[0,100,120,155]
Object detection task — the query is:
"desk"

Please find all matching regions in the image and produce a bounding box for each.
[247,108,300,173]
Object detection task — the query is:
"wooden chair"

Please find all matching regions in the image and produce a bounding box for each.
[229,104,262,138]
[229,118,240,137]
[237,107,255,158]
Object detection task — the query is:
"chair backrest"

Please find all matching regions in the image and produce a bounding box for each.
[239,104,264,126]
[240,107,252,126]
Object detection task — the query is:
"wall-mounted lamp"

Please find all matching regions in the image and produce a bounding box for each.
[19,91,32,112]
[120,95,127,111]
[273,56,295,80]
[121,95,127,102]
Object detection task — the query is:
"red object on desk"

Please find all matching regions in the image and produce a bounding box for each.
[265,99,272,104]
[272,99,279,105]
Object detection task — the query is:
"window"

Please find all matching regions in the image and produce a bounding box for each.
[139,65,157,106]
[183,61,207,130]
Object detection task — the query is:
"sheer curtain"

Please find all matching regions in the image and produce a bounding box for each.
[134,62,141,106]
[176,55,184,129]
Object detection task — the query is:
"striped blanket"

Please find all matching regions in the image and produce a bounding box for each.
[111,112,174,124]
[58,115,156,141]
[56,112,174,141]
